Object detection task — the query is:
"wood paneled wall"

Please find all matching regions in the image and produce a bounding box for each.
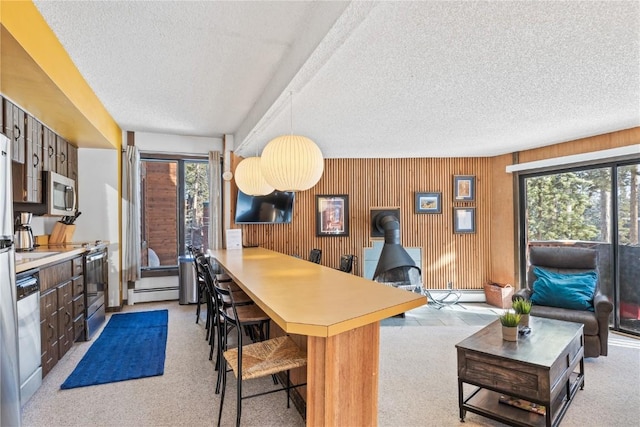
[232,127,640,291]
[234,157,494,290]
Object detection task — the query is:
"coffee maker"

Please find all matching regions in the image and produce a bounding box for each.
[15,212,35,251]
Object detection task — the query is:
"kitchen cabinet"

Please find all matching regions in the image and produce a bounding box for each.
[56,135,68,177]
[2,98,25,164]
[39,289,58,377]
[41,126,57,173]
[39,255,85,378]
[71,256,85,341]
[22,115,44,203]
[67,143,78,183]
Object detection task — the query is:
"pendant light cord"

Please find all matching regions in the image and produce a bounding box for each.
[289,91,293,136]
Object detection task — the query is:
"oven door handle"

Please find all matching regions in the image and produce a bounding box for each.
[86,253,106,262]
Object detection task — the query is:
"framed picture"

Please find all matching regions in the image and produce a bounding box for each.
[316,195,349,236]
[453,175,475,202]
[415,192,442,214]
[453,207,476,234]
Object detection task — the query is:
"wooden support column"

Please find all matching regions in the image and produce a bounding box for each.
[306,322,380,427]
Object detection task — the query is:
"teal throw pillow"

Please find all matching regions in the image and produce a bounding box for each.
[531,266,597,311]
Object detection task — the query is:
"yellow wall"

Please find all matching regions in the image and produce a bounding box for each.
[0,0,120,149]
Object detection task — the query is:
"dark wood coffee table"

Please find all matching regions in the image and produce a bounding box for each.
[456,317,584,427]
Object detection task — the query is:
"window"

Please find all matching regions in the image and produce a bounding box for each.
[140,156,210,274]
[520,161,640,336]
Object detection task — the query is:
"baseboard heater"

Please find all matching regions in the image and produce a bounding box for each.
[129,287,179,304]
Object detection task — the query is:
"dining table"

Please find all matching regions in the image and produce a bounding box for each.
[208,247,426,426]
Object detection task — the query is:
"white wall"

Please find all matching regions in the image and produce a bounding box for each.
[135,132,222,154]
[76,148,120,308]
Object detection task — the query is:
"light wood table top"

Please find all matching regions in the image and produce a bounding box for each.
[209,247,426,337]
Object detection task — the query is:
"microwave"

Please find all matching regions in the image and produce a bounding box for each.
[45,171,76,216]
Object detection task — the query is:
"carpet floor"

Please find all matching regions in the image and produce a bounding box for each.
[21,302,640,426]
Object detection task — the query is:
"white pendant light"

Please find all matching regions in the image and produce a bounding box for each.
[234,157,274,196]
[260,92,324,191]
[261,134,324,191]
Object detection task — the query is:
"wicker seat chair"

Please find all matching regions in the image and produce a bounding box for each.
[205,264,272,394]
[217,290,307,427]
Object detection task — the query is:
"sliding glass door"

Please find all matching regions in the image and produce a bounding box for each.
[521,161,640,335]
[617,163,640,333]
[139,157,210,273]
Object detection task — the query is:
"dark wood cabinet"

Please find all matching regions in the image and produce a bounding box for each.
[40,289,59,378]
[67,143,78,182]
[56,135,68,176]
[42,126,57,173]
[23,115,44,203]
[39,255,85,378]
[2,98,25,164]
[2,97,79,204]
[71,256,85,341]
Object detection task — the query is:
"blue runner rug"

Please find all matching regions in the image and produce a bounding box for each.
[61,309,168,389]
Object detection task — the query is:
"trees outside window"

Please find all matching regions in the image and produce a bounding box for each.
[522,162,639,336]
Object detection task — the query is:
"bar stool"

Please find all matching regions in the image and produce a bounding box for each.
[217,290,307,427]
[205,264,272,394]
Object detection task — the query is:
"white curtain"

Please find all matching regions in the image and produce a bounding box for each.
[208,151,223,251]
[123,145,141,282]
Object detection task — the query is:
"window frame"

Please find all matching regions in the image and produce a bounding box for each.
[139,153,209,278]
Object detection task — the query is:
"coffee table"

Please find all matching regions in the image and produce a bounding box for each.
[456,317,584,427]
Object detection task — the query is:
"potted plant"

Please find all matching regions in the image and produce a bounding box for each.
[499,310,521,341]
[512,297,532,327]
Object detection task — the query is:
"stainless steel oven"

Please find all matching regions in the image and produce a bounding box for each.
[85,246,107,340]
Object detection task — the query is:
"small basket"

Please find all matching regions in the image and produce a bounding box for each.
[484,282,514,308]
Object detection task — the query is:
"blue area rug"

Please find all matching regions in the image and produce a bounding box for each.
[61,309,168,389]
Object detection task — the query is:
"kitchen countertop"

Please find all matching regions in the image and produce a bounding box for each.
[15,242,108,273]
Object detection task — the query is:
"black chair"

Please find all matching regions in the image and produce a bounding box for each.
[309,248,322,264]
[337,254,354,273]
[205,264,271,394]
[217,289,307,427]
[188,246,207,326]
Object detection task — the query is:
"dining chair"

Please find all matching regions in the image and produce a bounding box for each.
[217,290,307,427]
[309,248,322,264]
[337,254,355,273]
[205,264,272,395]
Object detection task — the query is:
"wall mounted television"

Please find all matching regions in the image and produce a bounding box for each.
[234,190,295,224]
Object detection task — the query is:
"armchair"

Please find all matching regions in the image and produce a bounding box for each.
[513,246,613,358]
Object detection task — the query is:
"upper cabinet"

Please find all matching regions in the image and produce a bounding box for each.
[56,135,68,176]
[42,126,57,173]
[2,98,26,164]
[2,94,79,204]
[24,115,44,203]
[67,144,78,183]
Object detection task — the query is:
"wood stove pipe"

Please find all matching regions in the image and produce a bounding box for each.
[373,214,420,279]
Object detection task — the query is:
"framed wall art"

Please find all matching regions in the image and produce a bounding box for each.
[316,195,349,236]
[453,175,475,202]
[415,192,442,214]
[453,207,476,234]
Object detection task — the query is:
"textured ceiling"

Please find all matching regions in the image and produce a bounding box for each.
[34,1,639,158]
